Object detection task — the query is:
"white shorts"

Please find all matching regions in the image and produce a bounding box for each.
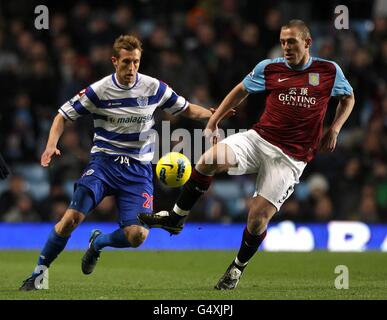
[220,130,307,211]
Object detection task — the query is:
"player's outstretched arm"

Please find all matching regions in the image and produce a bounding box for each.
[208,82,249,127]
[205,82,249,136]
[319,93,355,152]
[41,113,66,167]
[181,103,236,120]
[181,103,213,119]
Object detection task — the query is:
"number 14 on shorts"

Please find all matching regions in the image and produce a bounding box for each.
[114,156,130,165]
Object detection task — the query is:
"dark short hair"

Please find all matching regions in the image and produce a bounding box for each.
[112,35,143,58]
[281,19,311,39]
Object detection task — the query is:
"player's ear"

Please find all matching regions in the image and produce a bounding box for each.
[305,37,312,49]
[111,56,118,69]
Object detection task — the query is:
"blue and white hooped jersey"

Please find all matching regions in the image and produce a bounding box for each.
[58,73,189,162]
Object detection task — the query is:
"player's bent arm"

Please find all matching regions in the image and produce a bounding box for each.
[330,93,355,134]
[41,113,67,167]
[46,113,67,148]
[180,103,213,119]
[209,82,249,125]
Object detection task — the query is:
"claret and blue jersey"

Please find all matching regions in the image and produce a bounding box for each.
[60,72,188,226]
[243,57,353,162]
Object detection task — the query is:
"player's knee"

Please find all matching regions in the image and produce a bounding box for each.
[198,145,233,174]
[197,154,218,175]
[247,214,269,235]
[124,226,148,248]
[128,231,147,248]
[56,209,85,236]
[248,207,275,234]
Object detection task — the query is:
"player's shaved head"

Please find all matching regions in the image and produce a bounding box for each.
[281,19,311,40]
[280,19,312,67]
[113,35,143,58]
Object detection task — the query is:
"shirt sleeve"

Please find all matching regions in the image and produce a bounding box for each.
[158,81,189,115]
[58,86,96,121]
[331,62,353,97]
[242,59,272,93]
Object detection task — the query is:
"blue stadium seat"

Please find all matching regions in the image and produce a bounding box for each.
[13,164,50,201]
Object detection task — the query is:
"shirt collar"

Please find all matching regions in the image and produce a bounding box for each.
[112,73,139,90]
[284,56,313,71]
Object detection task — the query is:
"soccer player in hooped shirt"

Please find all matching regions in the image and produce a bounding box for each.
[19,35,215,290]
[139,20,355,290]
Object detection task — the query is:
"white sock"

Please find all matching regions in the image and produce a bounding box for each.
[173,204,189,216]
[234,257,248,268]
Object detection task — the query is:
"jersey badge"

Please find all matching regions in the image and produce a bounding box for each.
[137,96,149,107]
[309,73,320,86]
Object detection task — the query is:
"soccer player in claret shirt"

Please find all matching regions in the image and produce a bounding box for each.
[139,19,355,290]
[19,35,215,291]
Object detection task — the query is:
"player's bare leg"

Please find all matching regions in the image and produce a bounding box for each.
[82,225,149,274]
[138,144,236,234]
[20,209,85,291]
[215,196,276,290]
[56,209,86,236]
[123,225,149,248]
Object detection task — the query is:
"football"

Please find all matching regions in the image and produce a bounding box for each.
[156,152,192,187]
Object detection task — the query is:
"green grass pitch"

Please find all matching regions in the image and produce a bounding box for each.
[1,250,386,300]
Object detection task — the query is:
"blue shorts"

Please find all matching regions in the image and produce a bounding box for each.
[69,154,153,227]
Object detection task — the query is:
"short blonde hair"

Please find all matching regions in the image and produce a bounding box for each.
[281,19,311,39]
[112,35,143,58]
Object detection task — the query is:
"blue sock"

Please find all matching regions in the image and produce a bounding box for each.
[93,228,131,251]
[33,228,70,275]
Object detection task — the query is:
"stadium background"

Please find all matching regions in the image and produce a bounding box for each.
[0,0,386,251]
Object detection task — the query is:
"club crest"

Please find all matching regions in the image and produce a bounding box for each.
[309,73,319,86]
[137,96,149,107]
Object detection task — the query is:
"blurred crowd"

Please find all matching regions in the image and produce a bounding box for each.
[0,0,386,224]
